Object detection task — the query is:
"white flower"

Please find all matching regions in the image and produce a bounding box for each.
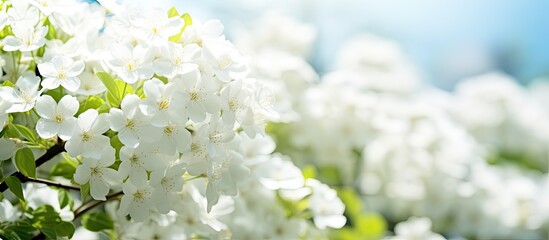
[157,121,191,154]
[150,163,185,214]
[75,70,107,95]
[391,217,445,240]
[220,79,252,125]
[205,151,249,212]
[6,1,39,26]
[119,181,154,221]
[2,23,47,52]
[0,96,11,128]
[0,10,7,32]
[38,55,85,92]
[27,0,66,16]
[174,69,221,123]
[0,199,21,222]
[202,40,248,82]
[108,94,161,148]
[255,154,304,190]
[0,75,42,113]
[117,145,162,186]
[180,19,224,46]
[181,136,210,176]
[139,78,187,127]
[194,113,235,157]
[35,95,79,140]
[107,43,154,84]
[24,183,74,221]
[306,179,346,229]
[153,42,200,78]
[0,138,17,161]
[65,109,110,158]
[74,147,119,201]
[128,9,183,44]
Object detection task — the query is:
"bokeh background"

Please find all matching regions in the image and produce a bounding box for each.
[121,0,549,89]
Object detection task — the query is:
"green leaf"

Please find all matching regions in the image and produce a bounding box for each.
[155,75,168,84]
[110,80,133,106]
[77,96,105,115]
[80,182,90,202]
[12,124,38,143]
[97,103,111,114]
[110,134,123,160]
[334,228,362,240]
[41,227,57,240]
[169,13,192,42]
[97,72,132,107]
[302,165,317,179]
[37,45,46,57]
[43,17,56,40]
[5,176,24,201]
[167,6,180,18]
[96,72,119,100]
[50,160,77,179]
[338,187,363,219]
[50,153,78,179]
[355,212,387,238]
[58,189,73,209]
[43,89,63,102]
[1,80,14,87]
[96,72,118,93]
[3,122,20,138]
[81,212,114,232]
[14,147,36,178]
[5,219,36,240]
[54,222,75,238]
[318,166,342,186]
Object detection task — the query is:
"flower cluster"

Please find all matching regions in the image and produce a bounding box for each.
[100,133,346,239]
[0,1,345,239]
[250,14,549,240]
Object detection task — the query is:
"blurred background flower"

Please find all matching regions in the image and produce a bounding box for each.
[130,0,549,89]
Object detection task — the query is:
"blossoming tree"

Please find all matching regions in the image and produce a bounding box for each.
[0,1,346,239]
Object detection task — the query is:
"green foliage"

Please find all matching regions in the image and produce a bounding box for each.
[43,89,63,102]
[338,187,363,217]
[317,166,341,186]
[275,191,311,219]
[31,205,75,239]
[107,80,133,107]
[96,72,133,108]
[1,79,14,87]
[0,219,36,240]
[58,189,74,209]
[54,221,76,238]
[167,6,180,18]
[302,165,317,179]
[81,212,114,232]
[14,147,36,178]
[110,134,123,161]
[50,153,78,179]
[77,96,106,116]
[11,124,39,144]
[80,182,90,202]
[5,176,24,201]
[355,213,387,238]
[168,7,193,43]
[332,187,387,240]
[43,18,57,40]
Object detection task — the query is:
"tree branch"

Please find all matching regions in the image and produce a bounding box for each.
[0,143,65,192]
[25,176,80,190]
[74,191,123,219]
